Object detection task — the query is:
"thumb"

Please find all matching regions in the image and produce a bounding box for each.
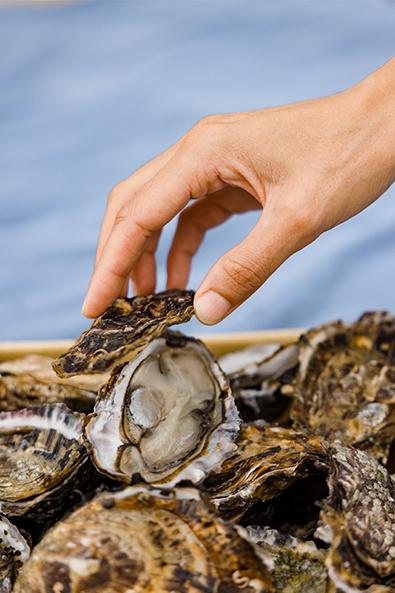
[194,212,303,325]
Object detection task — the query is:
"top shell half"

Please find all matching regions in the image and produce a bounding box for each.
[52,289,194,377]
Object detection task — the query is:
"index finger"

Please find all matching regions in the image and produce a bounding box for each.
[82,148,210,317]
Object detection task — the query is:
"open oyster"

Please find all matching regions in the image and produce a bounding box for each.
[85,332,240,485]
[0,514,30,593]
[229,344,299,423]
[204,423,328,522]
[247,527,328,593]
[0,355,106,413]
[14,485,272,593]
[291,311,395,462]
[322,443,395,592]
[0,404,97,531]
[53,289,194,377]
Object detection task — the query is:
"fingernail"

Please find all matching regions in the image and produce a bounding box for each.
[81,296,89,316]
[195,291,231,325]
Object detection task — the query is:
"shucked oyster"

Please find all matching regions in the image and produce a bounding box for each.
[247,527,328,593]
[0,514,30,593]
[0,404,96,531]
[291,311,395,462]
[86,332,240,485]
[14,485,272,593]
[322,443,395,592]
[204,423,328,522]
[53,289,194,377]
[0,355,106,413]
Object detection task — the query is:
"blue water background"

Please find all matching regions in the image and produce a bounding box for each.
[1,0,395,340]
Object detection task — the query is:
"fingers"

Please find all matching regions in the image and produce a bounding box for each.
[194,209,306,325]
[167,188,259,289]
[83,145,216,317]
[131,231,161,295]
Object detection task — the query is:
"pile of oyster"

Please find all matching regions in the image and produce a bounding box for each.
[1,291,394,592]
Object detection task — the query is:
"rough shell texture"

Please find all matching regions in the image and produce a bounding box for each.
[0,355,105,413]
[291,311,395,463]
[0,405,97,531]
[85,332,240,486]
[204,423,328,521]
[53,289,195,377]
[0,514,30,593]
[247,527,328,593]
[14,485,272,593]
[322,443,395,592]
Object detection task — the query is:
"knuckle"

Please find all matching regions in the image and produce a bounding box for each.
[221,256,262,299]
[107,183,124,206]
[187,115,223,145]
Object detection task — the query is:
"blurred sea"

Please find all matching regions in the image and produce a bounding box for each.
[0,0,395,341]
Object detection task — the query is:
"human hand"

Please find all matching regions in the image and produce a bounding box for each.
[82,58,395,324]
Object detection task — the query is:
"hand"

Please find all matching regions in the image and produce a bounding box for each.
[82,58,395,324]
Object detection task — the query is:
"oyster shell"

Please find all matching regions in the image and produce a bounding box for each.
[53,289,194,377]
[322,443,395,592]
[85,332,240,485]
[291,311,395,462]
[247,526,328,593]
[0,355,106,413]
[14,485,272,593]
[204,423,328,522]
[219,343,280,376]
[0,514,30,593]
[0,404,97,531]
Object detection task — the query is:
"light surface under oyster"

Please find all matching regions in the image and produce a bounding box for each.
[85,332,240,485]
[14,485,272,593]
[204,423,327,522]
[0,404,95,530]
[322,443,395,592]
[0,355,106,413]
[291,311,395,463]
[53,289,195,377]
[0,514,30,593]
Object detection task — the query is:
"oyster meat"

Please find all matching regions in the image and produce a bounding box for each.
[14,485,272,593]
[0,514,30,593]
[291,311,395,462]
[0,404,97,531]
[85,332,240,485]
[247,527,328,593]
[53,289,194,377]
[204,423,328,522]
[322,443,395,592]
[0,355,106,413]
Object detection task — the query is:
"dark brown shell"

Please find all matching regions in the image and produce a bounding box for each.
[0,355,105,413]
[52,290,194,377]
[14,486,272,593]
[322,443,395,592]
[291,311,395,463]
[204,423,328,521]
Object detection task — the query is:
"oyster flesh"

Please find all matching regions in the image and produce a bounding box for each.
[14,485,272,593]
[85,332,240,485]
[0,355,106,413]
[0,404,96,530]
[247,526,328,593]
[0,514,30,593]
[204,423,327,522]
[53,289,194,376]
[291,311,395,462]
[322,443,395,592]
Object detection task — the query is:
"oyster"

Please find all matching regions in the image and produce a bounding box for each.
[53,289,194,377]
[322,443,395,592]
[291,311,395,462]
[229,344,299,423]
[219,343,280,376]
[14,485,272,593]
[204,423,328,522]
[0,355,106,413]
[0,404,97,531]
[247,527,328,593]
[0,514,30,593]
[85,332,240,485]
